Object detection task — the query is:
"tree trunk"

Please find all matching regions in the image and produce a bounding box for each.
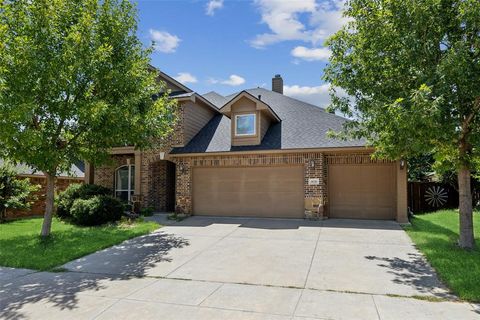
[0,208,6,223]
[40,172,55,237]
[458,166,474,249]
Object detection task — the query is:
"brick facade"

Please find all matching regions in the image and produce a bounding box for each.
[140,150,175,211]
[95,154,134,191]
[94,148,176,212]
[170,152,330,215]
[94,148,398,219]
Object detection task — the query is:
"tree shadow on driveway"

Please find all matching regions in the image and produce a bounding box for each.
[0,231,189,319]
[365,253,453,299]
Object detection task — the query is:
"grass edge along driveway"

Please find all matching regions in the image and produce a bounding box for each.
[404,209,480,302]
[0,217,159,271]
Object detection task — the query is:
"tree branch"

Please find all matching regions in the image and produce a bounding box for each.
[459,96,480,142]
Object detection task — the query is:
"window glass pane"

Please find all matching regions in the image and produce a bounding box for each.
[130,166,135,190]
[115,191,129,202]
[236,114,255,135]
[116,167,129,190]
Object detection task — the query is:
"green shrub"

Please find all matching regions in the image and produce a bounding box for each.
[0,161,40,222]
[70,195,124,226]
[56,184,111,219]
[140,206,155,216]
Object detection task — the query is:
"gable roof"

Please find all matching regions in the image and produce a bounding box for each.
[171,88,366,154]
[219,90,281,122]
[148,64,193,94]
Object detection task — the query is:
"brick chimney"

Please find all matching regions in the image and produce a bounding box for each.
[272,74,283,94]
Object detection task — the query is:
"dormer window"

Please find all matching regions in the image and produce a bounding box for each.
[235,113,256,136]
[220,91,280,146]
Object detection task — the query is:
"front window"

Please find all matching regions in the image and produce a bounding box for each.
[115,165,135,202]
[235,113,256,136]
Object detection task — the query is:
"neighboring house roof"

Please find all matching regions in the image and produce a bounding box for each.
[171,88,366,154]
[0,159,85,178]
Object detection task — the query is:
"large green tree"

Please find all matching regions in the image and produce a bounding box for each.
[0,0,177,237]
[324,0,480,248]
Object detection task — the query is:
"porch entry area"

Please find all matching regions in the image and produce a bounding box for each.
[113,159,176,212]
[86,151,176,212]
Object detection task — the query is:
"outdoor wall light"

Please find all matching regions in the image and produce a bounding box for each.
[178,163,186,174]
[159,151,165,160]
[400,159,405,170]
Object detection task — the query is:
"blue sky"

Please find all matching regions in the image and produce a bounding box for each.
[134,0,347,108]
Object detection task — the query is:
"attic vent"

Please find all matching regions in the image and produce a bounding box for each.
[272,74,283,94]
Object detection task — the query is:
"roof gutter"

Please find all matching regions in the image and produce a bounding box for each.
[175,93,220,113]
[169,146,375,158]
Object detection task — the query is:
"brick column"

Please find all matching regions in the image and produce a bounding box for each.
[396,159,408,223]
[134,151,142,196]
[174,158,192,214]
[304,153,325,218]
[84,162,94,184]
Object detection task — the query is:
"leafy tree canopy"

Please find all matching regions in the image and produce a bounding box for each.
[0,0,177,236]
[0,0,177,175]
[324,0,479,169]
[324,0,480,248]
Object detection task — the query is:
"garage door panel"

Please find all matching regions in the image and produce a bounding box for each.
[193,166,304,218]
[329,164,396,220]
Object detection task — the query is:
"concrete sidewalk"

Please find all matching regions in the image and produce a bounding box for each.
[1,216,478,319]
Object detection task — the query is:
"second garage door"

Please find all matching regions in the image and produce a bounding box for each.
[328,164,396,220]
[192,166,304,218]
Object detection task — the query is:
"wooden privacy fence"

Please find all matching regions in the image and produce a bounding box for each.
[408,182,459,213]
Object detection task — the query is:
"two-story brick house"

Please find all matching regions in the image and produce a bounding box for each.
[85,70,408,222]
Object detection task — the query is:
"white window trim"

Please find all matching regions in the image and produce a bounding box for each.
[235,113,256,136]
[115,164,135,202]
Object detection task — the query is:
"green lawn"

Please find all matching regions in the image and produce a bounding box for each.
[0,217,159,271]
[404,209,480,302]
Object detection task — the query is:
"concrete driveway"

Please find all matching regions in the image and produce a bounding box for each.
[1,216,478,319]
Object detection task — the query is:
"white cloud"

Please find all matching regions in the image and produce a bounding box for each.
[251,0,316,48]
[149,29,181,53]
[206,0,224,16]
[250,0,348,48]
[222,74,245,86]
[174,72,197,84]
[209,74,246,86]
[283,84,331,108]
[309,1,350,44]
[291,46,331,61]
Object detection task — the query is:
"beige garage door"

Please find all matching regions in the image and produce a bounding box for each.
[193,166,304,218]
[328,164,396,220]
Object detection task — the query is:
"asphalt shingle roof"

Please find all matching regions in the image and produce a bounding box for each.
[0,159,85,178]
[203,91,229,109]
[172,88,365,154]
